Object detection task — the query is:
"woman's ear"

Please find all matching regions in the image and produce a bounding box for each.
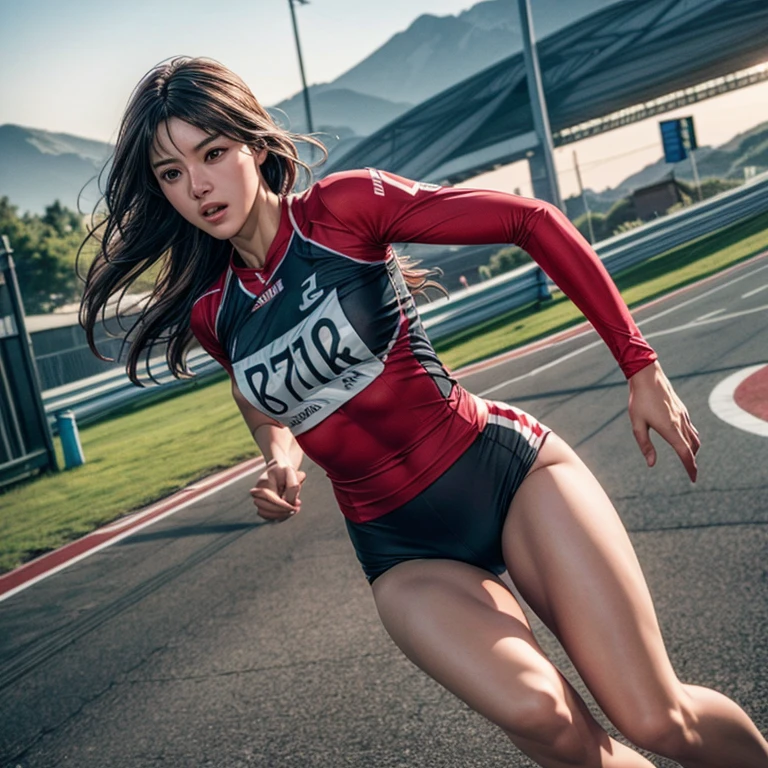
[255,147,268,166]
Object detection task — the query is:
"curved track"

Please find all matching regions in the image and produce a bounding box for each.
[1,254,766,768]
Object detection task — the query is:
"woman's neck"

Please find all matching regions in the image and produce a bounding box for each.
[229,185,282,270]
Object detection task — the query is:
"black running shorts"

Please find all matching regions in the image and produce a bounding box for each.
[345,401,550,583]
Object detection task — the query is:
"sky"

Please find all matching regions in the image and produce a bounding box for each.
[0,0,477,141]
[2,0,767,199]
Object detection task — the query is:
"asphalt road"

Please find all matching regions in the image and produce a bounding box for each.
[1,255,767,768]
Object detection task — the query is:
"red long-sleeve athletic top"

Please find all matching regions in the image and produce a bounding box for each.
[190,169,656,522]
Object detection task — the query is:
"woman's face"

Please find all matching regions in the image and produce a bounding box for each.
[150,117,266,240]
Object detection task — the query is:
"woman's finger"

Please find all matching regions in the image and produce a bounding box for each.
[282,467,305,506]
[683,412,701,454]
[669,430,698,482]
[251,486,298,513]
[631,418,657,468]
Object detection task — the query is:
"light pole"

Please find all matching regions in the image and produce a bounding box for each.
[288,0,314,134]
[517,0,563,210]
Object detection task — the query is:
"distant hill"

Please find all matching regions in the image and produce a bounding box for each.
[561,121,768,220]
[0,124,110,215]
[269,88,413,138]
[615,120,768,193]
[271,0,618,140]
[3,120,767,218]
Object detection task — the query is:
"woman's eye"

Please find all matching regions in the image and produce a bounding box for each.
[162,169,180,182]
[206,148,225,161]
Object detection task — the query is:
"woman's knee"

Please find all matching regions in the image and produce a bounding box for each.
[499,675,574,745]
[618,699,699,757]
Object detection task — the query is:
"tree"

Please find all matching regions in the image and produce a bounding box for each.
[41,199,82,236]
[0,197,85,314]
[573,211,607,242]
[480,245,529,279]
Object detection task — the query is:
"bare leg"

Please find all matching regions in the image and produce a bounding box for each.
[503,433,768,767]
[372,559,654,767]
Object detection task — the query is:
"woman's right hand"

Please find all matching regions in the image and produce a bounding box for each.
[250,460,306,522]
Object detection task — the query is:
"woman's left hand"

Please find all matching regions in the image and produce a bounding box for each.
[628,361,701,482]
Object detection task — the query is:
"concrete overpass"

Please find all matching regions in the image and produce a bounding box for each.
[324,0,768,191]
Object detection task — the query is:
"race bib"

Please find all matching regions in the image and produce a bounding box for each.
[233,290,384,435]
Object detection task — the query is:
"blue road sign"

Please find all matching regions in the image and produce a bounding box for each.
[660,117,698,163]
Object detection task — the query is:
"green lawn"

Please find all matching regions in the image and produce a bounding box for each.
[1,209,767,574]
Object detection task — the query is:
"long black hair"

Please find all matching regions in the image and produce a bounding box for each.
[79,56,441,385]
[79,56,326,384]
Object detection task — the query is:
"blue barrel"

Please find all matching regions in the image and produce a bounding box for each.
[56,410,85,469]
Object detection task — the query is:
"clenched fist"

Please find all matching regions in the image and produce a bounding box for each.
[250,460,307,522]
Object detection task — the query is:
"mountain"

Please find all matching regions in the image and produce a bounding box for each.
[321,0,615,106]
[269,87,413,137]
[0,124,110,215]
[272,0,618,139]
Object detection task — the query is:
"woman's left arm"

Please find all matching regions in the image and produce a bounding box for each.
[318,170,700,477]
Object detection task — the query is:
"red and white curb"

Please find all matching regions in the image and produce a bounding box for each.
[709,364,768,437]
[0,458,265,603]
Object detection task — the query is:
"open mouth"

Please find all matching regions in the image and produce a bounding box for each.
[203,205,227,218]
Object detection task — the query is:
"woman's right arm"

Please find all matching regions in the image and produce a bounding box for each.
[232,381,306,522]
[190,297,306,520]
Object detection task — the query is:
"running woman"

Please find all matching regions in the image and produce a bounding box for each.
[80,58,768,767]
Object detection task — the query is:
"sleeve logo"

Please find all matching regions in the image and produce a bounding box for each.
[367,168,441,198]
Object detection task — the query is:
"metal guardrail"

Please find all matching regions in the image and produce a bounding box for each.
[43,348,223,430]
[42,174,768,425]
[420,172,768,340]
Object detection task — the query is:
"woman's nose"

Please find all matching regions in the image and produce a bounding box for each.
[190,172,212,199]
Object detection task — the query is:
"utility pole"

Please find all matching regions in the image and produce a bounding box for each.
[288,0,314,134]
[517,0,562,210]
[573,150,595,243]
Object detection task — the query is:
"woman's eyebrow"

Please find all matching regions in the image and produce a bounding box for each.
[152,134,222,169]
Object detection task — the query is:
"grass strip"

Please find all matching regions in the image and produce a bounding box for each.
[2,209,768,573]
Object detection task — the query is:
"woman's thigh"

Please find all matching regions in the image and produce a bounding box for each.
[502,432,687,733]
[370,558,657,766]
[371,559,569,730]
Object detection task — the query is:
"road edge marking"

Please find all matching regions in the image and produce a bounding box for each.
[0,458,264,602]
[709,365,768,438]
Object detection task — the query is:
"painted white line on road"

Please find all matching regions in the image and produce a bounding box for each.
[709,365,768,437]
[645,304,768,341]
[478,273,768,398]
[694,308,725,322]
[741,284,768,299]
[636,260,768,328]
[478,341,603,397]
[464,254,768,394]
